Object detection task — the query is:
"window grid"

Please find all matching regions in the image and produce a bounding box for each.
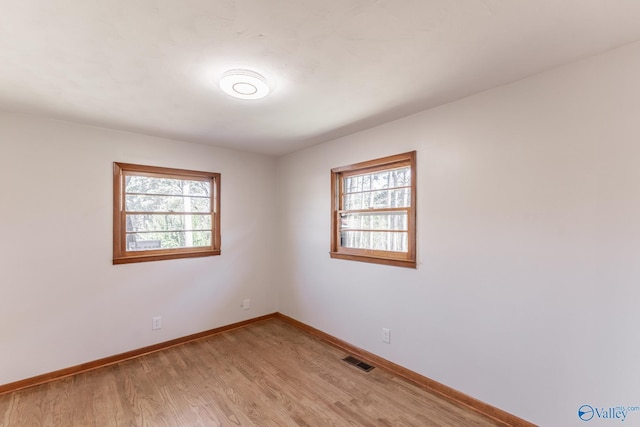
[113,163,221,264]
[330,151,416,268]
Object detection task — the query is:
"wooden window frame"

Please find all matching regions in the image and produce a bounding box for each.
[330,151,416,268]
[113,163,221,264]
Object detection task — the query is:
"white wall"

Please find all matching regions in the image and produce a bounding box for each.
[0,113,278,385]
[276,41,640,427]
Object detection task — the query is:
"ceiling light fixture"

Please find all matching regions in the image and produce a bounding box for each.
[219,69,270,100]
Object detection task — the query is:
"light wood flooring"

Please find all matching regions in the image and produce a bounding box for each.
[0,319,501,426]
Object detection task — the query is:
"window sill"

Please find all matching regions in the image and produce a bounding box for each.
[329,252,416,269]
[113,249,221,265]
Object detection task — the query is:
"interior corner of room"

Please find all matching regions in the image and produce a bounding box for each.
[2,2,640,426]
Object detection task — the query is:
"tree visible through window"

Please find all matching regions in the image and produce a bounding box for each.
[113,163,220,264]
[330,152,416,268]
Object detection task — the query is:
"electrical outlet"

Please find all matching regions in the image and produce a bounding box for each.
[382,328,391,344]
[242,299,251,310]
[152,316,162,330]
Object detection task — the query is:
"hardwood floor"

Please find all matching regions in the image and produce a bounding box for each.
[0,319,501,426]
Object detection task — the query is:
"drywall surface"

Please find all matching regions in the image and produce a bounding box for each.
[276,41,640,426]
[0,113,278,385]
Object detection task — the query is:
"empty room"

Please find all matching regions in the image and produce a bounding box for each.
[1,1,639,426]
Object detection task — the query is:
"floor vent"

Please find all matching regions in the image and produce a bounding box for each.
[342,355,375,372]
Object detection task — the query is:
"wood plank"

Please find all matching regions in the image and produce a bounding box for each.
[275,313,536,427]
[0,319,510,426]
[0,314,277,397]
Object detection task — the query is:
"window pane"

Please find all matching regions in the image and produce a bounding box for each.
[344,176,358,193]
[126,231,212,251]
[389,188,411,208]
[370,170,390,190]
[126,214,212,232]
[389,168,411,187]
[343,192,363,210]
[125,195,210,212]
[125,176,210,196]
[340,212,408,231]
[343,188,410,209]
[344,166,410,195]
[340,231,408,252]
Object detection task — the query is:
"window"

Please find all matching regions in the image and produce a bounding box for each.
[113,163,220,264]
[330,151,416,268]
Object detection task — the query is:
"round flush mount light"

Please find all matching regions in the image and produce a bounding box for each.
[219,69,270,100]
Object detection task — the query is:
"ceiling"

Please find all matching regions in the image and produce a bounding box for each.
[1,1,640,155]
